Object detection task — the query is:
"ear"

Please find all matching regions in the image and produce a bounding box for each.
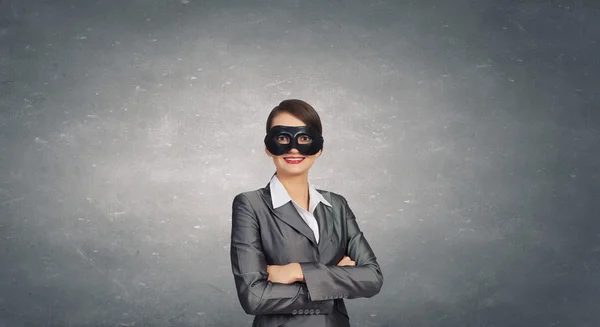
[315,148,322,158]
[264,147,273,157]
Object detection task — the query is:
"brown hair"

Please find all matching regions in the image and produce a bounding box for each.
[265,99,323,135]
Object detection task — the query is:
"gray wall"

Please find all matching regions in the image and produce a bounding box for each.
[1,0,599,326]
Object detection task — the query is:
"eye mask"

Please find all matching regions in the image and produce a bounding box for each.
[264,125,324,156]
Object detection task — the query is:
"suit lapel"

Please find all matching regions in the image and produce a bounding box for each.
[260,182,318,248]
[259,182,335,254]
[314,200,333,255]
[275,203,318,246]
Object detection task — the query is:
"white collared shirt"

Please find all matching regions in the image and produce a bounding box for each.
[269,174,332,244]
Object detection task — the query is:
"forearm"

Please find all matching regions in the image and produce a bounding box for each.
[299,261,383,301]
[233,272,334,315]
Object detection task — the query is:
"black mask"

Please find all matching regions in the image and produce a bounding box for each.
[264,125,324,156]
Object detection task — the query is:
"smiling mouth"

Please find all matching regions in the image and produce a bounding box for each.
[283,157,305,164]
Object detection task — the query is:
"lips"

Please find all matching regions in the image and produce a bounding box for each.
[283,157,305,164]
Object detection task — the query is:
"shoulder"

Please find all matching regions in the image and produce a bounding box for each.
[231,189,264,220]
[315,188,349,208]
[232,187,266,206]
[232,189,258,201]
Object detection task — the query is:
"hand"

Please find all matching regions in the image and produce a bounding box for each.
[267,263,304,284]
[337,256,356,267]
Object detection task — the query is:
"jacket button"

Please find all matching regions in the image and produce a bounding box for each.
[298,309,304,314]
[292,309,297,315]
[315,309,320,314]
[333,294,339,299]
[309,309,315,314]
[343,293,348,298]
[322,296,327,300]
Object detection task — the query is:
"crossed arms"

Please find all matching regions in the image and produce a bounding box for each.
[230,193,383,315]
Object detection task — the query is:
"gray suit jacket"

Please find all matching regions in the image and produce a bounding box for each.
[230,181,383,327]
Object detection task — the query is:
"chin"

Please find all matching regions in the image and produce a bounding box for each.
[277,165,310,175]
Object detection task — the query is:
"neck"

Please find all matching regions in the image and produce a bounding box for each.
[276,171,310,205]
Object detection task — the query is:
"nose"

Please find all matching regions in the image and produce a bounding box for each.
[287,147,300,154]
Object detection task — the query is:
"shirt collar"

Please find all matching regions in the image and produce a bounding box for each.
[269,174,332,212]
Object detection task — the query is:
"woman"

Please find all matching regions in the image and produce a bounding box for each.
[230,99,383,327]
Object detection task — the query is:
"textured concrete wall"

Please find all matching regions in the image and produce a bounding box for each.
[1,0,599,326]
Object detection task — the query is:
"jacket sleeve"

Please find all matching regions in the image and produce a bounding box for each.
[299,195,384,301]
[230,193,334,315]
